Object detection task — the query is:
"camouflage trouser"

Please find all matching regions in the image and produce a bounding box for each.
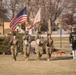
[10,45,18,61]
[35,46,43,60]
[23,45,30,59]
[46,46,53,59]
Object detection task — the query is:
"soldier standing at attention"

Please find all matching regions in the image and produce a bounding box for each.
[9,33,19,61]
[35,32,44,60]
[69,28,76,59]
[46,34,53,61]
[22,31,31,61]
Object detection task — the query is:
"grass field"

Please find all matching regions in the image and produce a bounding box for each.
[0,54,76,75]
[0,36,75,75]
[52,37,70,49]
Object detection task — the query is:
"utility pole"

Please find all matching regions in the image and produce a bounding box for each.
[59,18,62,48]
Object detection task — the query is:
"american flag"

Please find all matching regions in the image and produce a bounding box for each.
[10,8,27,30]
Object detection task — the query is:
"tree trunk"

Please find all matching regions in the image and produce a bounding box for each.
[26,0,30,23]
[38,25,41,32]
[48,19,52,34]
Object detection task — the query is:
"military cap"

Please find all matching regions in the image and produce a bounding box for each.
[74,28,76,30]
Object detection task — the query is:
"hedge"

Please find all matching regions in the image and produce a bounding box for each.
[0,33,35,54]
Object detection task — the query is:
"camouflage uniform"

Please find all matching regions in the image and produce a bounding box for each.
[9,35,18,61]
[46,34,53,61]
[35,32,43,60]
[22,32,31,60]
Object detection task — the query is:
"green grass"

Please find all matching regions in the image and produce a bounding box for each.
[52,37,69,41]
[52,37,70,49]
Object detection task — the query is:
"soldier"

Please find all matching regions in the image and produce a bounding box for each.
[22,31,31,61]
[46,34,53,61]
[35,32,44,60]
[69,28,76,59]
[9,33,19,61]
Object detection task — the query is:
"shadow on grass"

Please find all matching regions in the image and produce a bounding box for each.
[51,56,73,61]
[17,56,73,61]
[39,56,73,61]
[53,48,59,52]
[17,54,73,61]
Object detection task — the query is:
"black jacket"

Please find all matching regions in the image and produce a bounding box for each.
[69,32,76,44]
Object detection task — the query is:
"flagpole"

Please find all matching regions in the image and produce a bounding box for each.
[39,8,41,32]
[25,0,31,32]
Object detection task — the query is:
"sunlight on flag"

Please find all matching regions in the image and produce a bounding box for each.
[10,8,27,30]
[27,8,41,30]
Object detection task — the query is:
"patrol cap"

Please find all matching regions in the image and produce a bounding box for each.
[74,28,76,30]
[12,32,16,36]
[47,33,51,36]
[13,33,16,36]
[25,31,29,35]
[25,31,28,33]
[37,32,41,34]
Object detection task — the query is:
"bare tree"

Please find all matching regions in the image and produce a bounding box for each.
[3,0,26,19]
[0,0,9,24]
[28,0,68,33]
[46,0,68,33]
[62,0,76,26]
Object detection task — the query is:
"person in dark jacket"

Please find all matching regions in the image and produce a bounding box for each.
[69,28,76,59]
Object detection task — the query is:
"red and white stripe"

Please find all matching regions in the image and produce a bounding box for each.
[10,15,27,30]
